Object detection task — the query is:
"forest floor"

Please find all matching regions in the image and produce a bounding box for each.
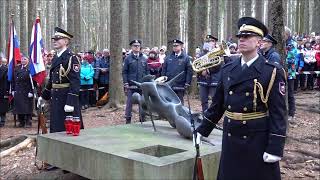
[0,90,319,180]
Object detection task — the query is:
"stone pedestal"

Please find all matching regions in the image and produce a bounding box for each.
[38,121,222,180]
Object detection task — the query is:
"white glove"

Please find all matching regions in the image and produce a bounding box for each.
[193,132,202,146]
[263,152,281,163]
[64,105,74,112]
[28,93,33,98]
[12,91,15,97]
[37,97,45,108]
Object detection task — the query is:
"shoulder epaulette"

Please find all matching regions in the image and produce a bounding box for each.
[265,60,282,69]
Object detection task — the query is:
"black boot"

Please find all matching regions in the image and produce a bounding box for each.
[126,117,131,124]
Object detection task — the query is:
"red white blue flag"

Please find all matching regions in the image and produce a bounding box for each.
[7,19,21,82]
[29,16,46,85]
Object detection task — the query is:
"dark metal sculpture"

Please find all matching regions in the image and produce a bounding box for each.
[131,72,202,138]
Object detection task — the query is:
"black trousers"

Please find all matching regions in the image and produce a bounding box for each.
[80,85,92,106]
[288,79,295,116]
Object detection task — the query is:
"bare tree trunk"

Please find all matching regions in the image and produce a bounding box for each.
[109,0,125,108]
[121,0,128,48]
[19,0,27,55]
[298,0,305,35]
[195,0,208,49]
[268,0,286,66]
[295,0,300,34]
[210,0,219,37]
[226,0,232,39]
[304,0,309,35]
[244,0,252,16]
[255,0,263,22]
[129,0,138,41]
[188,0,196,57]
[231,0,239,37]
[57,0,63,27]
[27,0,36,49]
[312,0,320,33]
[167,0,180,51]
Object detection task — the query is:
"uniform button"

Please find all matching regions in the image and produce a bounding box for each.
[243,107,247,111]
[228,105,231,109]
[228,133,231,137]
[227,77,230,81]
[228,119,231,123]
[245,92,250,96]
[55,98,58,100]
[243,135,247,139]
[229,91,233,95]
[56,72,59,74]
[242,121,247,125]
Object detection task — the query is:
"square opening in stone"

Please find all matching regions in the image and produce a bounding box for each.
[132,145,187,158]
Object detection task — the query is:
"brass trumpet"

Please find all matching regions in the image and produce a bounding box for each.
[192,41,230,72]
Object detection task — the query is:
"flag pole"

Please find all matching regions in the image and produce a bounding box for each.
[8,11,14,96]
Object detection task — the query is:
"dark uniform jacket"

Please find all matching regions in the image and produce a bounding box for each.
[95,56,110,85]
[0,65,9,114]
[262,47,281,64]
[161,51,193,89]
[13,64,33,115]
[42,48,83,133]
[197,55,287,180]
[122,52,149,86]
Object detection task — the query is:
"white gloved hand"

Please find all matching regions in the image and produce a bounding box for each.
[12,91,15,97]
[37,97,45,108]
[193,132,202,146]
[64,105,74,112]
[263,152,281,163]
[28,93,33,98]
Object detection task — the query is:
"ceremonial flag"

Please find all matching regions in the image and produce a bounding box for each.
[7,19,21,82]
[29,16,46,85]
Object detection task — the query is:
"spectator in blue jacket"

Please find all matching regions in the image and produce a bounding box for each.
[95,49,110,99]
[80,55,95,110]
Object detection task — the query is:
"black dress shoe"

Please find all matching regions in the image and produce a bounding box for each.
[44,165,58,171]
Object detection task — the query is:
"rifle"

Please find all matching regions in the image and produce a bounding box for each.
[34,103,48,169]
[186,88,204,180]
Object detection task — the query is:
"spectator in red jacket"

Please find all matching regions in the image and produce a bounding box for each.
[147,50,162,78]
[313,36,320,90]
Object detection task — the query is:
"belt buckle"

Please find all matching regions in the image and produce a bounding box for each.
[233,112,243,120]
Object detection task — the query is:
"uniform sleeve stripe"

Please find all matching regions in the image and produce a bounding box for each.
[68,93,79,96]
[270,133,286,138]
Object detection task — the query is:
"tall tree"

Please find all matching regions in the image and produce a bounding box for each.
[166,0,180,51]
[244,0,252,17]
[195,0,208,50]
[226,0,232,39]
[109,0,125,108]
[67,0,81,52]
[268,0,285,65]
[295,0,300,34]
[298,0,305,35]
[27,0,36,49]
[304,0,309,35]
[231,0,240,37]
[128,0,138,41]
[210,0,219,38]
[188,0,196,57]
[19,0,27,55]
[255,0,263,22]
[312,0,320,33]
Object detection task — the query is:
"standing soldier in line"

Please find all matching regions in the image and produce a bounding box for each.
[0,57,9,127]
[197,35,222,112]
[122,40,149,124]
[37,27,83,133]
[161,39,193,104]
[260,34,281,64]
[196,17,287,180]
[13,56,34,128]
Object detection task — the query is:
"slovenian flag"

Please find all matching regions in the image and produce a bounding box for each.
[7,19,21,82]
[29,16,46,85]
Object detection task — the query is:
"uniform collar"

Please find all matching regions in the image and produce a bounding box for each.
[57,47,67,57]
[241,54,259,67]
[175,52,182,57]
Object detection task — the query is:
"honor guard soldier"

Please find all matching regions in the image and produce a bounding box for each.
[122,39,149,124]
[196,17,287,180]
[260,34,281,64]
[0,57,9,127]
[12,56,34,128]
[37,27,83,133]
[161,39,193,104]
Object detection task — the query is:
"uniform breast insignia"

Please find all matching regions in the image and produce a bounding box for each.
[73,64,80,72]
[279,82,285,96]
